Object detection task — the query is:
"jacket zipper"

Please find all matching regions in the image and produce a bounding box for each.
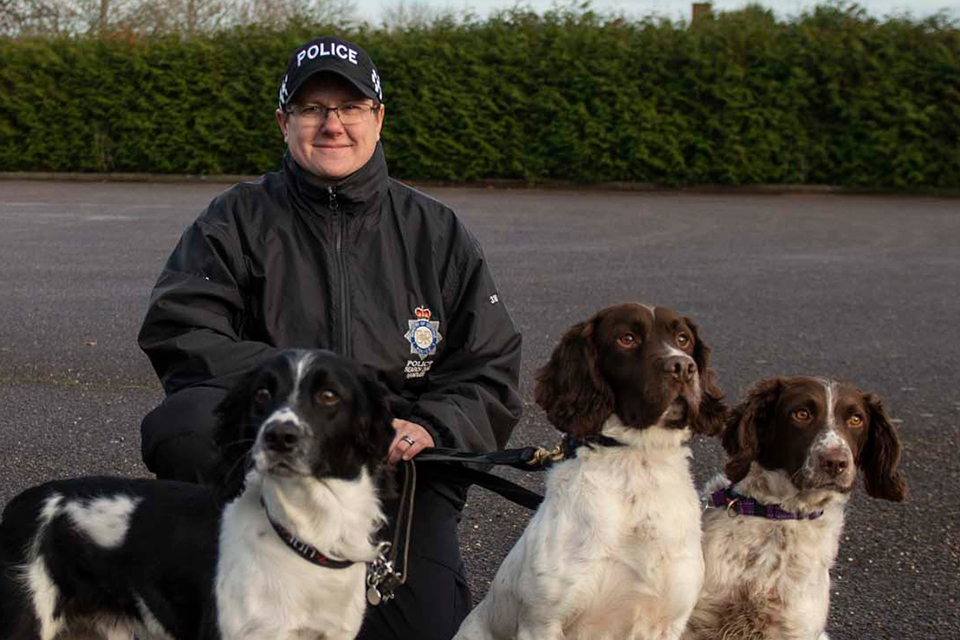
[329,186,351,357]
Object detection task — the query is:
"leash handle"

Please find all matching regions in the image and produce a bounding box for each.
[368,442,587,603]
[416,459,545,510]
[417,445,563,470]
[417,436,622,471]
[367,460,416,606]
[366,439,627,602]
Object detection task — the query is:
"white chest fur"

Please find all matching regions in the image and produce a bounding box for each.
[456,419,705,640]
[215,472,381,640]
[684,472,847,640]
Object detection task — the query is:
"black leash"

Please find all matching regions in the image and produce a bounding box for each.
[366,459,415,605]
[264,435,606,605]
[365,435,626,605]
[415,444,554,511]
[415,435,627,511]
[416,457,546,510]
[414,445,554,469]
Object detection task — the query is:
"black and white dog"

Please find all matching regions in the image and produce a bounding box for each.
[0,349,394,640]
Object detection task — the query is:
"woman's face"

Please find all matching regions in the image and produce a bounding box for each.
[276,74,385,181]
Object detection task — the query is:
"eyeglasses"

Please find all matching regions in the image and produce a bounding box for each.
[285,102,380,125]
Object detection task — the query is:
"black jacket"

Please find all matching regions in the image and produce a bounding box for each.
[139,144,522,462]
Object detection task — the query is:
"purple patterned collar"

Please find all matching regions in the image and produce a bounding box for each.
[708,486,824,520]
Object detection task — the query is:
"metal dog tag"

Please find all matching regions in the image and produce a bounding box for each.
[367,540,402,606]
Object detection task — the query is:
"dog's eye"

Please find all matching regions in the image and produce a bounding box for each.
[617,333,639,348]
[254,388,272,403]
[316,389,339,405]
[848,414,864,428]
[676,332,691,348]
[792,408,812,422]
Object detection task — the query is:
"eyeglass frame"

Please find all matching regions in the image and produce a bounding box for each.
[283,101,382,125]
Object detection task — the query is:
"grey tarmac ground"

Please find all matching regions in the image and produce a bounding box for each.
[0,179,957,639]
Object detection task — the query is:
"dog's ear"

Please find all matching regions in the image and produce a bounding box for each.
[859,393,907,502]
[685,316,726,437]
[534,318,614,437]
[723,377,783,483]
[211,369,261,501]
[356,369,395,462]
[355,368,398,499]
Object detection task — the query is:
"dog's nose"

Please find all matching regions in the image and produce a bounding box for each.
[263,420,301,452]
[820,451,849,477]
[665,356,697,383]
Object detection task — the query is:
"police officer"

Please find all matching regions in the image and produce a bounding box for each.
[138,35,522,639]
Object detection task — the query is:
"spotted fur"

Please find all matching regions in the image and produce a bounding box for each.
[0,350,393,640]
[684,376,906,640]
[455,303,725,640]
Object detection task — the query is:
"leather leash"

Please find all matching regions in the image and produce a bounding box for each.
[365,435,626,605]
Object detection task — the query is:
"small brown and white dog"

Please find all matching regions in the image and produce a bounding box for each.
[683,376,906,640]
[454,302,726,640]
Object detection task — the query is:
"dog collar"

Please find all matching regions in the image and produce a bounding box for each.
[707,486,824,520]
[562,434,626,458]
[261,499,355,569]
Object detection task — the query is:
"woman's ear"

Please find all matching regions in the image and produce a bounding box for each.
[722,377,784,483]
[534,318,613,437]
[276,108,289,142]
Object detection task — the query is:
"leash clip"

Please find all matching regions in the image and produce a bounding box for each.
[366,541,402,606]
[527,444,564,468]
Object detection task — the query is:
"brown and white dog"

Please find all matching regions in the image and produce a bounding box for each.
[683,376,906,640]
[454,302,726,640]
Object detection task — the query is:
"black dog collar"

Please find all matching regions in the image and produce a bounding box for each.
[562,433,626,458]
[262,499,355,569]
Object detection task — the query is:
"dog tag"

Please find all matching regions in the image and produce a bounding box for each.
[367,585,382,606]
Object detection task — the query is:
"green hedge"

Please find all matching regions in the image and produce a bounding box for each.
[0,4,957,187]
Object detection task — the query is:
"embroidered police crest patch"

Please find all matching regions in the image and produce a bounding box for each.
[404,307,442,360]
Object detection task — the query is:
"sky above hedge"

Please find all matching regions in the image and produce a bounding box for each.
[356,0,959,25]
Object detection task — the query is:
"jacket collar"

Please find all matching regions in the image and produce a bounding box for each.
[283,141,388,218]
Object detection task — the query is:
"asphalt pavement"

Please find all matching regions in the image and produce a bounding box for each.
[0,179,957,639]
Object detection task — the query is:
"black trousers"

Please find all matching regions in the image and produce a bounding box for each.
[141,386,472,640]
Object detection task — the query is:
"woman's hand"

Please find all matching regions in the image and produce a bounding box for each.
[388,419,435,464]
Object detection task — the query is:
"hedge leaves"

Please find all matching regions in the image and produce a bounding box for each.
[0,5,956,188]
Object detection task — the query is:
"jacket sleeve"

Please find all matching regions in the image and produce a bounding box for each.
[406,224,523,453]
[138,204,283,394]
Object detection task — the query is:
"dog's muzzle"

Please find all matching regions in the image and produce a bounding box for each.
[262,420,302,453]
[255,419,310,475]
